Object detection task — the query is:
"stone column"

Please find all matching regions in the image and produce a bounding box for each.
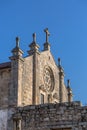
[58,58,64,103]
[9,37,24,106]
[28,33,40,104]
[67,79,73,102]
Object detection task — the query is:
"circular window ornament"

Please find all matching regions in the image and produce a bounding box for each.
[43,66,54,92]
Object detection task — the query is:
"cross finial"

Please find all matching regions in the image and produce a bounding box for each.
[16,37,20,47]
[32,33,36,43]
[44,28,50,43]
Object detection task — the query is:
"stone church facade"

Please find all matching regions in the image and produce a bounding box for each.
[0,29,87,130]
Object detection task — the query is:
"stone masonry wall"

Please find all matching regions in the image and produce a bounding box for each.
[0,49,68,108]
[62,84,68,102]
[0,68,11,108]
[13,102,87,130]
[22,55,33,106]
[19,50,67,105]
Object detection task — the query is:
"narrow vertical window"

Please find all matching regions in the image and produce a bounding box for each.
[13,119,21,130]
[48,94,50,103]
[40,93,44,104]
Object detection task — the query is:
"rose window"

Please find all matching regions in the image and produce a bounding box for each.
[43,66,54,92]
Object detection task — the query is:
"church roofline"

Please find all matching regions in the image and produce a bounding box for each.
[0,61,11,69]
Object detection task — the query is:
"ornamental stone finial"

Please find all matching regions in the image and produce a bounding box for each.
[67,79,72,102]
[44,28,50,43]
[58,58,61,66]
[16,37,20,47]
[32,33,36,43]
[67,79,70,87]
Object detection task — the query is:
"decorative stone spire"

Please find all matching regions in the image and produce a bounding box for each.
[9,37,23,60]
[16,37,20,48]
[67,79,70,87]
[58,58,64,74]
[67,79,73,102]
[58,57,64,103]
[9,37,24,107]
[58,58,61,66]
[28,33,40,55]
[44,28,50,51]
[32,33,36,43]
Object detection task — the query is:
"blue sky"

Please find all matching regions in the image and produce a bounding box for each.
[0,0,87,105]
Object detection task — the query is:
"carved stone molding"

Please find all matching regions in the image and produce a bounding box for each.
[53,93,58,100]
[39,85,47,92]
[43,66,55,92]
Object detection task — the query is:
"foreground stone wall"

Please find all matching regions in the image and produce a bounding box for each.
[13,102,87,130]
[0,109,8,130]
[0,108,16,130]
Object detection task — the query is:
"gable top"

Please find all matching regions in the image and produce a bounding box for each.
[41,50,58,67]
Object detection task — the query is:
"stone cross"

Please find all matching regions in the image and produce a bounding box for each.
[33,33,36,43]
[44,28,50,43]
[16,37,20,47]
